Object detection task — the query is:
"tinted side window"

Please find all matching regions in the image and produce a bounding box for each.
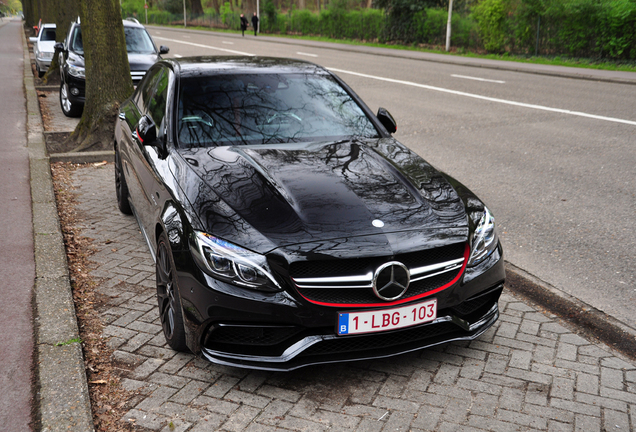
[148,69,169,127]
[135,67,164,114]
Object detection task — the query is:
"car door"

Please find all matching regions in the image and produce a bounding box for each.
[121,66,164,242]
[129,65,175,254]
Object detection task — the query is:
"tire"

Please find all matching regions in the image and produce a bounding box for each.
[37,64,44,78]
[156,232,189,352]
[59,81,82,117]
[114,145,133,215]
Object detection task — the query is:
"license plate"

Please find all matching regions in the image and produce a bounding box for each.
[337,299,437,335]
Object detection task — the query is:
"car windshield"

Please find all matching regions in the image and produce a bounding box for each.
[124,27,156,54]
[177,73,379,148]
[70,26,155,55]
[70,27,83,53]
[41,28,56,41]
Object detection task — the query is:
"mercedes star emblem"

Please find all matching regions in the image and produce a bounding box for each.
[372,261,410,301]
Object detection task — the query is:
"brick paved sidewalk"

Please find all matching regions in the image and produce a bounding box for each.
[71,164,636,432]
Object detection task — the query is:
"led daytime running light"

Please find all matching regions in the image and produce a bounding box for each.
[195,232,280,290]
[468,207,498,267]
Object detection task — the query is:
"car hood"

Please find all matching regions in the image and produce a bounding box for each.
[172,138,470,257]
[128,53,160,71]
[37,40,56,54]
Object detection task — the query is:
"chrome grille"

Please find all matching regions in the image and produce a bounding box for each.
[290,242,467,305]
[131,71,146,84]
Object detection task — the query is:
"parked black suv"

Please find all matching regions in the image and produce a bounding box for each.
[55,17,169,117]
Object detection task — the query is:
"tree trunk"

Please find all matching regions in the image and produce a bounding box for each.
[23,0,37,31]
[39,0,56,24]
[68,0,133,152]
[191,0,204,15]
[42,0,80,85]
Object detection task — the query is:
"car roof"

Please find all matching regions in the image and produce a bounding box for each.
[40,23,56,29]
[122,17,145,28]
[73,17,145,29]
[165,56,329,79]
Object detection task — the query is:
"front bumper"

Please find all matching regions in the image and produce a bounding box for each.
[64,71,147,106]
[64,73,86,105]
[35,56,52,72]
[200,286,502,371]
[176,245,505,371]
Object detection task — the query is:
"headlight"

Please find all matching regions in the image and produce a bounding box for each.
[67,63,85,79]
[467,207,498,267]
[192,231,281,292]
[40,52,53,59]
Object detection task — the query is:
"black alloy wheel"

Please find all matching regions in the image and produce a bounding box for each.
[156,232,188,352]
[59,81,82,117]
[114,144,132,215]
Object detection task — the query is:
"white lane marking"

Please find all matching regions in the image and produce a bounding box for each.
[222,41,234,45]
[328,67,636,126]
[297,52,318,58]
[174,54,183,58]
[452,74,505,84]
[153,36,254,56]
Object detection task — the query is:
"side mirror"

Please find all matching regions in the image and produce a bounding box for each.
[376,107,397,134]
[54,42,64,51]
[159,45,169,55]
[137,115,157,145]
[29,36,37,43]
[137,115,167,155]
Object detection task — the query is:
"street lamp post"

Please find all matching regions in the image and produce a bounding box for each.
[445,0,454,52]
[183,0,187,28]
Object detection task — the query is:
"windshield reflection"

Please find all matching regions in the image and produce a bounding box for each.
[177,73,379,147]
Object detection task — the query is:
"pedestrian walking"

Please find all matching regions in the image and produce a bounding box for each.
[251,12,259,36]
[240,13,249,37]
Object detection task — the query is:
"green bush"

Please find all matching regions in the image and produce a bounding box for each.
[289,9,319,34]
[120,0,145,19]
[263,0,278,31]
[472,0,510,53]
[597,0,636,59]
[412,9,442,44]
[147,10,173,25]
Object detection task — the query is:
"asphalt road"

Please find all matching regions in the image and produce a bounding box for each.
[146,26,636,331]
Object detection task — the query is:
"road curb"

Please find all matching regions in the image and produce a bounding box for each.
[505,262,636,361]
[23,27,95,432]
[50,150,114,164]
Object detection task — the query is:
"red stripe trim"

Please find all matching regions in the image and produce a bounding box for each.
[136,128,144,143]
[296,243,469,308]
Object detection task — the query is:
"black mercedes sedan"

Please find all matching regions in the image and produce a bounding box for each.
[114,57,505,371]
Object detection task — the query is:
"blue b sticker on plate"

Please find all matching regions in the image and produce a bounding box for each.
[338,313,349,335]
